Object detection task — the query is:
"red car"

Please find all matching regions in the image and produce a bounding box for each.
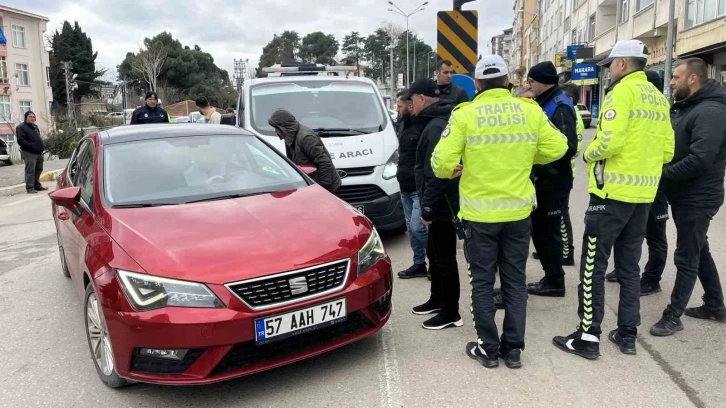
[49,124,392,387]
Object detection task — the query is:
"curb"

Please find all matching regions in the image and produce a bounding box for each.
[39,168,63,182]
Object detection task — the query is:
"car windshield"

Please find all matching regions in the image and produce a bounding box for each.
[249,80,387,136]
[103,134,308,206]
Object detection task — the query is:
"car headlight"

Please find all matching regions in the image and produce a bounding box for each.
[382,149,399,180]
[358,228,386,275]
[117,270,224,311]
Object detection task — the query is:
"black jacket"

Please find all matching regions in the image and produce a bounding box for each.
[532,86,578,190]
[438,83,469,107]
[414,101,459,222]
[663,79,726,209]
[16,122,44,154]
[130,104,170,125]
[268,109,342,193]
[395,114,424,193]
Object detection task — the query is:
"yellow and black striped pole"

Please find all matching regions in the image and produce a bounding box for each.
[436,10,478,75]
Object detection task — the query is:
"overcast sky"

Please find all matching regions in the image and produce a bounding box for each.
[5,0,514,79]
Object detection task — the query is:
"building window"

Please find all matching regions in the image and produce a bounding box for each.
[19,101,32,114]
[620,0,630,23]
[15,64,29,86]
[12,25,26,48]
[637,0,655,11]
[571,28,577,45]
[685,0,726,28]
[589,14,596,40]
[0,96,10,122]
[46,66,51,88]
[0,57,7,84]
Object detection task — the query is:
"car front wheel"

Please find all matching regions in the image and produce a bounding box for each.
[84,284,129,388]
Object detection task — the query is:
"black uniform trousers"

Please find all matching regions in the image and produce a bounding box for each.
[578,195,650,337]
[666,205,725,317]
[21,151,44,191]
[531,188,570,282]
[614,189,669,283]
[562,190,575,263]
[464,218,530,352]
[427,220,460,317]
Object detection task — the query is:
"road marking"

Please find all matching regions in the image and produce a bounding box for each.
[3,194,46,207]
[377,303,402,408]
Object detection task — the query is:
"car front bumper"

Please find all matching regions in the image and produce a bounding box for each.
[95,260,393,385]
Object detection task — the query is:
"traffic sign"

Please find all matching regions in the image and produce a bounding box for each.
[437,10,479,75]
[451,74,476,100]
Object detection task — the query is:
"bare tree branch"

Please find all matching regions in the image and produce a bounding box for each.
[130,43,167,92]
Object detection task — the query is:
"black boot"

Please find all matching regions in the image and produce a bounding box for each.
[397,263,427,279]
[684,305,726,323]
[608,329,636,355]
[650,311,684,337]
[465,342,499,368]
[527,278,565,297]
[552,329,600,360]
[605,271,617,282]
[640,278,662,296]
[498,348,522,369]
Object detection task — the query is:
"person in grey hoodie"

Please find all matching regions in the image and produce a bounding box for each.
[268,109,341,193]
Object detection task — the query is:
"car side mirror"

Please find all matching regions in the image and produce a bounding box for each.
[49,187,83,216]
[298,164,317,176]
[220,113,236,126]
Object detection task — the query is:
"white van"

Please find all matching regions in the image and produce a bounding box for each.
[236,68,405,233]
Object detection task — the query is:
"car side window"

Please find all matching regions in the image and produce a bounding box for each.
[75,141,95,209]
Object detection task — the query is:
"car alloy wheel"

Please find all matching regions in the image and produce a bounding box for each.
[84,285,128,387]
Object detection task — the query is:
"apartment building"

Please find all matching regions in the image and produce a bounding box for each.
[676,0,726,82]
[490,27,514,70]
[0,5,52,146]
[511,0,538,84]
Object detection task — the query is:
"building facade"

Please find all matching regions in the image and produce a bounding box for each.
[675,0,726,82]
[491,28,514,71]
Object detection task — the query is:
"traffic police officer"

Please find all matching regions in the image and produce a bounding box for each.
[432,55,568,369]
[130,91,172,124]
[553,40,675,359]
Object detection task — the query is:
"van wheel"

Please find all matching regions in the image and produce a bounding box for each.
[84,284,129,388]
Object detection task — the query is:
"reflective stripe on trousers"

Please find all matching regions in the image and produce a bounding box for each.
[460,194,536,212]
[602,172,661,187]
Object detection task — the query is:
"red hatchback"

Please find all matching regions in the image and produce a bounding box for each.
[50,124,392,387]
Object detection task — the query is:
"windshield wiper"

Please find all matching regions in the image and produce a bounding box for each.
[112,203,178,208]
[312,128,371,135]
[185,191,272,204]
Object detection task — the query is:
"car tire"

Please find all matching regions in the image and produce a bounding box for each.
[84,284,129,388]
[56,231,71,278]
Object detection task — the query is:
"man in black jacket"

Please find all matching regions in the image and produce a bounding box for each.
[130,91,171,124]
[395,90,429,280]
[268,109,341,193]
[435,60,470,106]
[407,78,462,330]
[16,111,47,194]
[525,62,579,297]
[651,58,726,336]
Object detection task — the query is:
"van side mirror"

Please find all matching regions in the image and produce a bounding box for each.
[49,187,83,216]
[220,114,236,126]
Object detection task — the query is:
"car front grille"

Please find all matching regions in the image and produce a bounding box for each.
[226,259,350,310]
[335,184,387,203]
[130,348,205,374]
[210,311,374,376]
[338,166,375,177]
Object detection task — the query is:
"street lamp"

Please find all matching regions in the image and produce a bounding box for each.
[427,49,437,79]
[388,1,428,87]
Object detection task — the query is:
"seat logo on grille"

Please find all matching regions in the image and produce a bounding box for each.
[289,276,309,295]
[337,170,348,178]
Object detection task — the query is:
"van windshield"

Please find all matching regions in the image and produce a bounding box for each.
[249,81,388,136]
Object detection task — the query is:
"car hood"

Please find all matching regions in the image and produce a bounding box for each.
[105,185,369,285]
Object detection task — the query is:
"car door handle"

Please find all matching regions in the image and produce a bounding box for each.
[58,212,69,221]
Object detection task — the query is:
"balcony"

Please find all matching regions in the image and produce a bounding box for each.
[594,27,617,58]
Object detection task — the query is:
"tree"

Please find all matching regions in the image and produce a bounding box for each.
[47,21,105,106]
[342,32,364,72]
[363,28,394,82]
[131,42,167,92]
[118,32,231,107]
[257,31,302,77]
[300,32,339,65]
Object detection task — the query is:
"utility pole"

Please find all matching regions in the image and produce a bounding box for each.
[63,61,78,130]
[389,46,395,91]
[663,0,676,101]
[233,59,249,94]
[387,1,428,87]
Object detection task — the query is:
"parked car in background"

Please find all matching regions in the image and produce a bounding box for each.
[49,124,393,387]
[577,104,592,128]
[172,116,191,123]
[0,139,11,165]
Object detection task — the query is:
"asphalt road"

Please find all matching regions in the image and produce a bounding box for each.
[1,127,724,407]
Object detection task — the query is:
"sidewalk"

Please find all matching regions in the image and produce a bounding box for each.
[0,158,68,189]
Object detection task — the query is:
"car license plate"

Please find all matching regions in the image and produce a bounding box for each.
[355,205,365,214]
[254,298,347,344]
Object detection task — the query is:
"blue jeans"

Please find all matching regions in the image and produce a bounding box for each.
[401,191,428,265]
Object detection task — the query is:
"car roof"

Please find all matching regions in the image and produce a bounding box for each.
[246,75,377,87]
[98,124,254,146]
